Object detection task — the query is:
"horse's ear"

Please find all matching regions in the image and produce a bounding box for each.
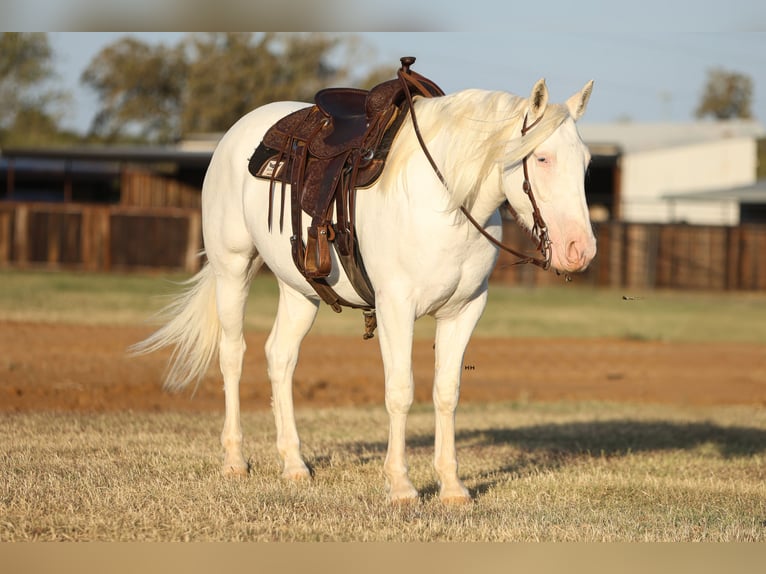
[566,80,594,121]
[528,78,549,123]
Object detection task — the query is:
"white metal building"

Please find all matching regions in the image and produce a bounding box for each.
[579,120,765,225]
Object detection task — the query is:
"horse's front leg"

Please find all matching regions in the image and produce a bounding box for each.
[265,283,319,480]
[376,295,418,503]
[433,291,488,503]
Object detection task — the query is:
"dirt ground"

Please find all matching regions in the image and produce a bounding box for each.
[2,320,765,413]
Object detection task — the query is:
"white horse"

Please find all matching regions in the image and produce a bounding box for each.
[132,77,596,504]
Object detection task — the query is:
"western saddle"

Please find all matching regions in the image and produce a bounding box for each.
[248,57,444,334]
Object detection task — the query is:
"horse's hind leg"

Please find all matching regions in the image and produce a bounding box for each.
[376,295,419,503]
[214,252,261,476]
[265,281,319,480]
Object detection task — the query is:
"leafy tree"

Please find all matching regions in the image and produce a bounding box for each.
[4,106,69,147]
[0,32,68,146]
[695,68,754,120]
[179,32,352,136]
[81,36,187,143]
[81,32,393,143]
[180,33,275,135]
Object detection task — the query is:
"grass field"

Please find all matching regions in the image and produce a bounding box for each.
[2,268,766,342]
[2,269,765,541]
[2,401,765,541]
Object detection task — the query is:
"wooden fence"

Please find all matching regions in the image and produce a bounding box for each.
[0,202,202,273]
[494,221,766,290]
[1,201,765,290]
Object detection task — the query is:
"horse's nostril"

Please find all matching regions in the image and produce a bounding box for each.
[567,240,582,264]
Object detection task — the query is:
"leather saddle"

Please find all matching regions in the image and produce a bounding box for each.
[248,57,444,317]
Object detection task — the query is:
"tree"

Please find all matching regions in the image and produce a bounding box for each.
[81,32,392,143]
[0,32,68,146]
[695,68,754,120]
[81,37,187,143]
[180,32,353,135]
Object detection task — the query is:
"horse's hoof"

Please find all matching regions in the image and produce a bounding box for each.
[282,464,312,481]
[439,483,472,505]
[389,494,419,506]
[387,485,420,505]
[222,464,249,478]
[440,494,472,506]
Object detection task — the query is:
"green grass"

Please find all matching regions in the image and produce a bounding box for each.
[2,268,766,342]
[478,284,766,343]
[2,401,764,541]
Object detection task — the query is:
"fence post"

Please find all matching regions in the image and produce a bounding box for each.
[0,209,10,265]
[14,204,29,267]
[725,226,740,290]
[609,222,625,288]
[47,210,61,265]
[99,207,111,271]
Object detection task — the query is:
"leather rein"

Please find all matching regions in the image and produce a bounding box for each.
[399,67,553,271]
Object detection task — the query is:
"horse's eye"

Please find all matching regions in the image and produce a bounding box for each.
[536,156,547,164]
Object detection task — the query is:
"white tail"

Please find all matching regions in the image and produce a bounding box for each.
[128,263,220,392]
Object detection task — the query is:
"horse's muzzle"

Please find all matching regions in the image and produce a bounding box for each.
[554,236,597,273]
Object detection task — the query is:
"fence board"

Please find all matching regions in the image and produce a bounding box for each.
[0,209,11,265]
[726,227,741,290]
[13,204,28,266]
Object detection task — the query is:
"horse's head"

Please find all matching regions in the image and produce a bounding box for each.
[504,79,597,274]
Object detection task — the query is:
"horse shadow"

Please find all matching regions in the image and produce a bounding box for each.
[457,419,766,499]
[320,418,766,502]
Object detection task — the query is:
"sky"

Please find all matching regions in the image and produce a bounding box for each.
[22,2,766,134]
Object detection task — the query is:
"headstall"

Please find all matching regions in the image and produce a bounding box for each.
[400,70,553,271]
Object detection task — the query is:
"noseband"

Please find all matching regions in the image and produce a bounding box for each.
[400,68,552,270]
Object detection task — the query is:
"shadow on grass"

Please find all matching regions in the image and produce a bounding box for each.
[327,419,766,501]
[457,419,766,499]
[460,419,766,458]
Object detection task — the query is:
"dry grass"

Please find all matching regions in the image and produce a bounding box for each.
[2,401,765,542]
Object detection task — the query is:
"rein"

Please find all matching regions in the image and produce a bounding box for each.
[399,66,552,270]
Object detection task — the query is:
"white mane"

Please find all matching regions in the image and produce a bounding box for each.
[381,89,571,211]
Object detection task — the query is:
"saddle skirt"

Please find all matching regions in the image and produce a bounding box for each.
[248,57,444,317]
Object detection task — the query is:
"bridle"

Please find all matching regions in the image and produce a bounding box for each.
[399,66,553,270]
